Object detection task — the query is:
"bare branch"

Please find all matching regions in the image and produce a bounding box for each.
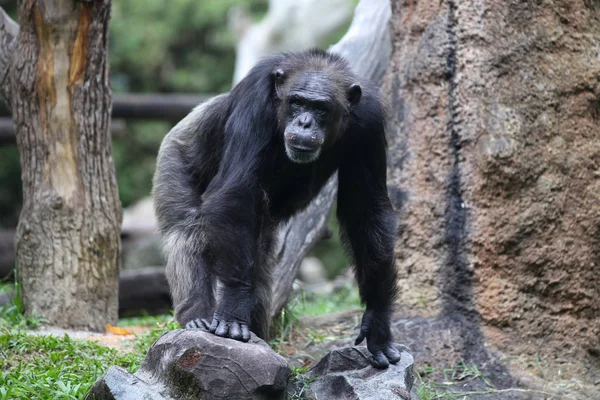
[0,7,18,109]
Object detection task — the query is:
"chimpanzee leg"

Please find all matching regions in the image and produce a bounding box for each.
[163,230,216,329]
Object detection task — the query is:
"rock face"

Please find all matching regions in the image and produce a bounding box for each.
[86,329,290,400]
[293,345,414,400]
[384,0,600,381]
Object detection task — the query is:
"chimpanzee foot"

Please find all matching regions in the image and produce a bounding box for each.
[208,313,251,342]
[355,309,401,369]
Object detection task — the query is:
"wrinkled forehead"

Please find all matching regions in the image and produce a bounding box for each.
[287,71,339,102]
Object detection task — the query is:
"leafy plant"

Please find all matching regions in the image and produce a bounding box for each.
[0,269,45,330]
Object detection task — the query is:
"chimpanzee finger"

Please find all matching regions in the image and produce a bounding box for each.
[355,331,366,346]
[355,322,370,345]
[185,319,200,329]
[384,345,401,364]
[229,322,243,340]
[215,320,229,337]
[201,319,212,330]
[209,316,219,334]
[369,350,390,369]
[241,324,250,342]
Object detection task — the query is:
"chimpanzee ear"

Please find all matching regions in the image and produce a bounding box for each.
[273,69,286,99]
[347,83,362,105]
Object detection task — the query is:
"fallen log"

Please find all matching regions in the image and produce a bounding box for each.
[0,229,14,279]
[0,267,172,318]
[118,267,171,317]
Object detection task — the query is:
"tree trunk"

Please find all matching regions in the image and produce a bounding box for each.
[1,1,121,331]
[385,0,600,377]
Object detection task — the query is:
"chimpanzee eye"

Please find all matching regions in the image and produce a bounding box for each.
[290,98,302,107]
[314,105,329,117]
[313,102,329,113]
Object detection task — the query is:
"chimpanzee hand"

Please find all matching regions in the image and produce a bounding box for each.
[184,314,250,342]
[354,309,401,369]
[207,312,251,342]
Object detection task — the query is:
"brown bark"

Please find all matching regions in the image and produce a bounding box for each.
[0,8,19,103]
[2,0,121,331]
[385,0,600,377]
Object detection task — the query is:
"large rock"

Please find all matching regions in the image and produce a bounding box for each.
[384,0,600,382]
[290,345,414,400]
[86,329,290,400]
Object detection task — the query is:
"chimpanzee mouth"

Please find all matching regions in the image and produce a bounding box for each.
[285,144,321,163]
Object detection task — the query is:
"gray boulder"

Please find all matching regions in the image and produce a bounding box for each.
[86,329,290,400]
[291,345,414,400]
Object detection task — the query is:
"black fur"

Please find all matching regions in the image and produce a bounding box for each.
[153,49,399,368]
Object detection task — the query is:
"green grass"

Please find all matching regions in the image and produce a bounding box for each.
[0,282,12,293]
[415,362,556,400]
[0,331,139,400]
[269,283,361,350]
[0,277,45,330]
[295,283,361,317]
[117,313,173,328]
[0,314,179,400]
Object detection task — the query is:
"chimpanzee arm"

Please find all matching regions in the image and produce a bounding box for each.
[337,100,401,369]
[197,148,266,341]
[194,64,281,341]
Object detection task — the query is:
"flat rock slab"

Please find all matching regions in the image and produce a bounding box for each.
[86,329,290,400]
[301,345,415,400]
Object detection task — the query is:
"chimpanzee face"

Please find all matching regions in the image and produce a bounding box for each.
[274,69,361,164]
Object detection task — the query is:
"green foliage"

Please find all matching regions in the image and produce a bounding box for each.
[0,282,12,293]
[108,0,266,207]
[0,273,45,330]
[112,121,170,207]
[110,0,268,94]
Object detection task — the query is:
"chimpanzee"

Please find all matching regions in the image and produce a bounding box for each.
[152,49,400,368]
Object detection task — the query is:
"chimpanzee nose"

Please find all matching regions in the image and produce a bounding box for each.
[298,113,312,128]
